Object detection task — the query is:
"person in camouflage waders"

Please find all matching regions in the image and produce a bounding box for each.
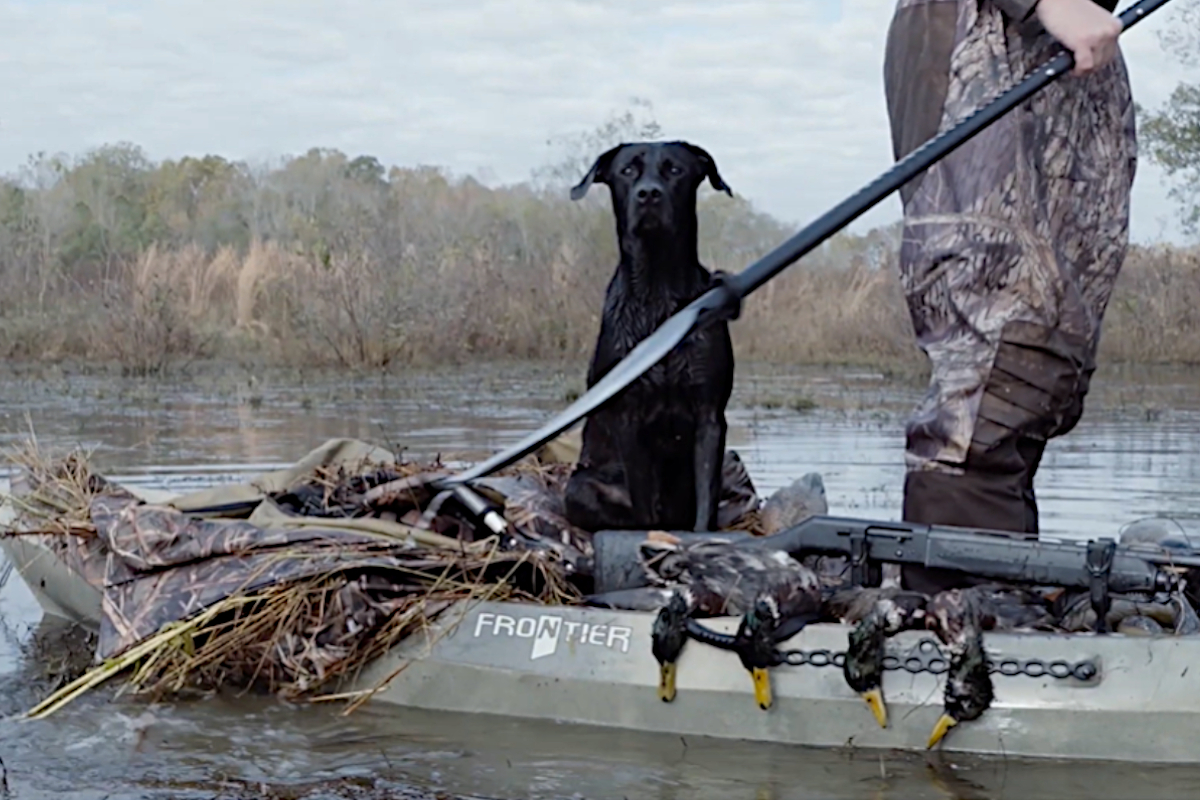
[883,0,1136,593]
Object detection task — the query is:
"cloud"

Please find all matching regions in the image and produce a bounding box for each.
[0,0,1194,242]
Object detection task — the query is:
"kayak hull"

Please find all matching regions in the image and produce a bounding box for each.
[0,533,103,625]
[347,597,1200,764]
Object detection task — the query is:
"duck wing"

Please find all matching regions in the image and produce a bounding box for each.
[760,551,824,614]
[824,585,930,626]
[971,583,1059,631]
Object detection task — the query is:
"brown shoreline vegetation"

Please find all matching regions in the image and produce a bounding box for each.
[0,143,1196,377]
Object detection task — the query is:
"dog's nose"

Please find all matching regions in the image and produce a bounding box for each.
[635,183,664,204]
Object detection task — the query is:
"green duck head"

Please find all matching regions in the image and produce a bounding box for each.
[651,588,693,702]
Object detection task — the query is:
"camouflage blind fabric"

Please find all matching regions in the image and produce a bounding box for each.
[6,436,761,664]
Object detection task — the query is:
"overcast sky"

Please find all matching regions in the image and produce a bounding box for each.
[1,0,1195,244]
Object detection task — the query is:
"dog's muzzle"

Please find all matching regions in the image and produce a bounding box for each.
[630,181,670,231]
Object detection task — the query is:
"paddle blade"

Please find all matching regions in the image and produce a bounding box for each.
[441,295,712,486]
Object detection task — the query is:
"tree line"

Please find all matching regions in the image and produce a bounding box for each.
[0,28,1194,377]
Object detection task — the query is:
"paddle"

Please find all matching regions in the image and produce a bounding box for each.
[435,0,1174,500]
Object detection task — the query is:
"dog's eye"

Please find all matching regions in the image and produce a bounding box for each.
[620,165,636,176]
[668,164,683,176]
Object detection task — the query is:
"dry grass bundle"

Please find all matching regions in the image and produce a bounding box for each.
[4,432,757,722]
[269,448,574,522]
[155,543,574,696]
[26,537,581,720]
[4,434,588,720]
[0,432,128,538]
[271,458,434,518]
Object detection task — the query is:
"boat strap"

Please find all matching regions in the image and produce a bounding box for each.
[849,530,869,586]
[1087,538,1117,634]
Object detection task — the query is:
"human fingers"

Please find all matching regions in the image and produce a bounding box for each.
[1071,42,1096,76]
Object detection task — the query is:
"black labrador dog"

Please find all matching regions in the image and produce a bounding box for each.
[563,140,737,533]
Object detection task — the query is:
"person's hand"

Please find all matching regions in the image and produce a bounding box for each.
[1034,0,1123,76]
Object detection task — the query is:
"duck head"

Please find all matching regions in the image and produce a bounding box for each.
[927,636,994,748]
[926,589,994,749]
[842,590,927,729]
[844,613,890,728]
[651,588,693,702]
[735,594,785,711]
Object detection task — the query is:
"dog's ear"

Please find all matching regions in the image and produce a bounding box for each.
[680,142,733,197]
[570,144,624,201]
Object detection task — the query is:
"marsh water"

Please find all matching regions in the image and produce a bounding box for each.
[2,360,1200,799]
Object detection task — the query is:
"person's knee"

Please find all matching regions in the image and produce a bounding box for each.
[900,320,1097,581]
[968,320,1095,471]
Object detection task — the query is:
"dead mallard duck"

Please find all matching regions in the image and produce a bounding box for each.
[925,586,993,749]
[632,534,823,708]
[832,585,929,728]
[834,582,1057,735]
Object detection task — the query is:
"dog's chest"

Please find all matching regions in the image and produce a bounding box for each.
[609,311,719,392]
[590,264,730,400]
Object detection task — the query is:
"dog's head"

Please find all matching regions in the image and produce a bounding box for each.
[570,141,732,237]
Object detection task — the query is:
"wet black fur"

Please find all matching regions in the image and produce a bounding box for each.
[563,141,735,532]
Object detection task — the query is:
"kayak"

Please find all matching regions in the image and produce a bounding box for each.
[5,481,1200,765]
[358,595,1200,764]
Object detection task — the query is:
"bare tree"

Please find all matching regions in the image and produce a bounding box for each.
[530,97,664,193]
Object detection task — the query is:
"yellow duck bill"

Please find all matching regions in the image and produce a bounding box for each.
[752,667,772,710]
[861,688,888,729]
[658,663,677,702]
[926,713,959,749]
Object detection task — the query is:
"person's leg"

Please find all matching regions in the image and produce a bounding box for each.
[900,326,1090,593]
[882,0,1136,593]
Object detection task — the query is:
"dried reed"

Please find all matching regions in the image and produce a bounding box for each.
[23,538,579,718]
[7,438,583,720]
[0,431,121,537]
[3,202,1195,373]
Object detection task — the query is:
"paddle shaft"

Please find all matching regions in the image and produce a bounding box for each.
[723,0,1168,301]
[440,0,1173,492]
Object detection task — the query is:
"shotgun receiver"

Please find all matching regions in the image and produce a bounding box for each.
[590,515,1200,599]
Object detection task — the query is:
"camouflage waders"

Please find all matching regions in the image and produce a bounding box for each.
[883,0,1137,592]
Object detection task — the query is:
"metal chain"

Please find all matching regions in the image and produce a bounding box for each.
[775,636,1099,682]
